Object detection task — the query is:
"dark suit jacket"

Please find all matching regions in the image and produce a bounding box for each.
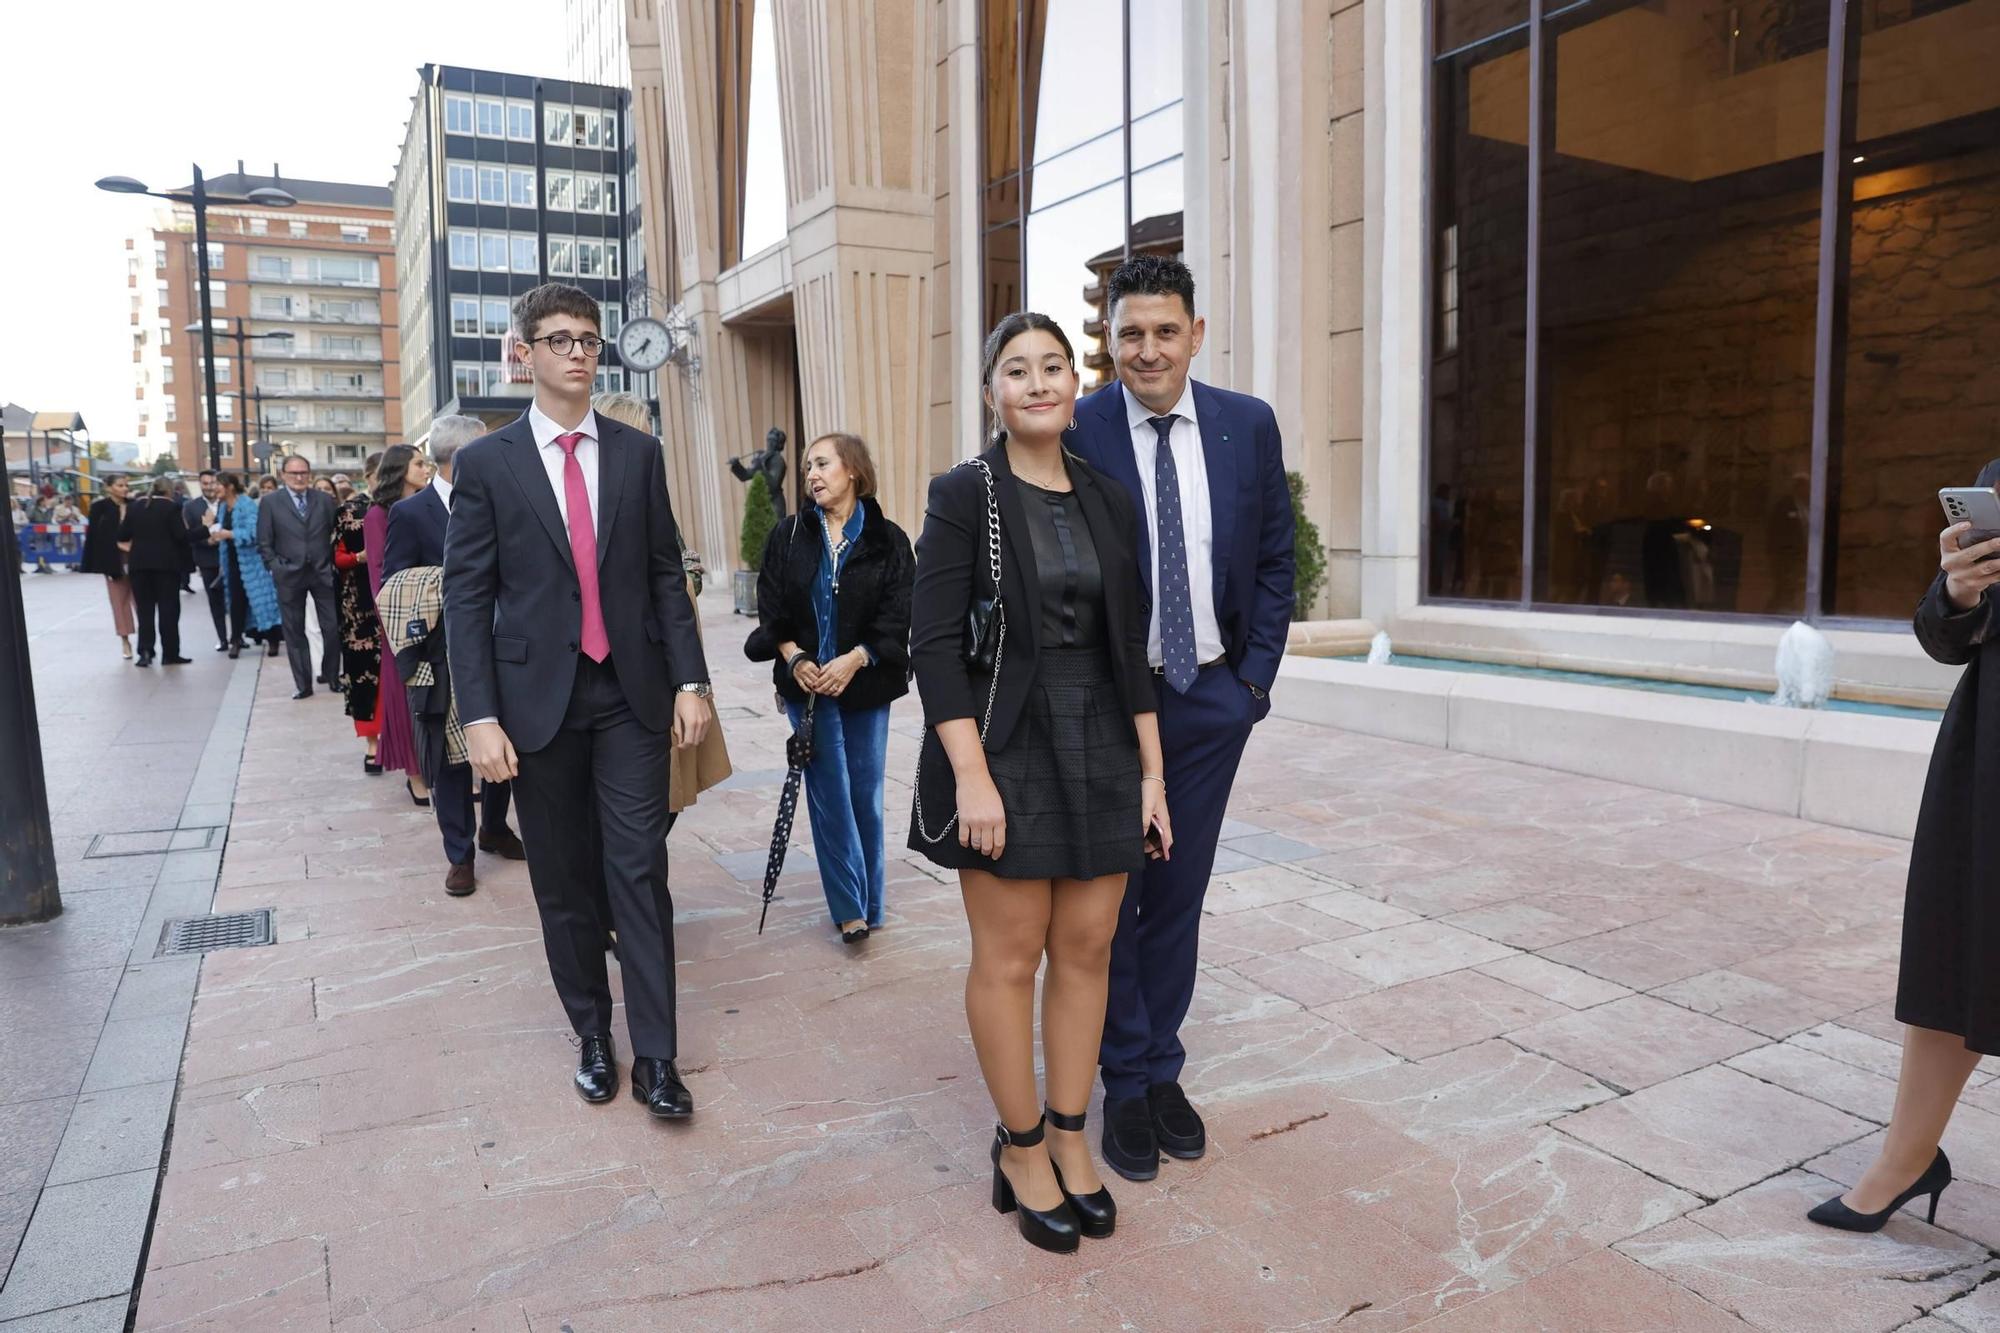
[118,497,190,574]
[910,444,1154,756]
[383,484,450,579]
[80,499,126,579]
[1065,379,1296,696]
[443,412,708,753]
[182,496,221,571]
[256,485,337,584]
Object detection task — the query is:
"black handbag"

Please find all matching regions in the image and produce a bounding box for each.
[961,458,1004,673]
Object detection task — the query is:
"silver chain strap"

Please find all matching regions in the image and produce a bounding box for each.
[913,460,1005,845]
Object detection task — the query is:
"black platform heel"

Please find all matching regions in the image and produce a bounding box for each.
[1045,1106,1116,1238]
[1807,1148,1952,1233]
[990,1118,1081,1254]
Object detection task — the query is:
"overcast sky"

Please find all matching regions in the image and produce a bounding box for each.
[2,0,567,444]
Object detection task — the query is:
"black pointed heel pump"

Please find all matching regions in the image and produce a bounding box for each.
[989,1118,1081,1254]
[1807,1149,1952,1233]
[1044,1106,1116,1238]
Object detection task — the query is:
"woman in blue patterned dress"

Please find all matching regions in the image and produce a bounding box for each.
[212,471,281,657]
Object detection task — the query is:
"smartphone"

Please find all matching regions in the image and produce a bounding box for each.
[1144,822,1166,860]
[1939,487,2000,552]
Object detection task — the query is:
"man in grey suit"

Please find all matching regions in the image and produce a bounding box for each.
[257,455,341,699]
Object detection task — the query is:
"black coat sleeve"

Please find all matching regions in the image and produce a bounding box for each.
[756,516,803,649]
[644,439,708,688]
[860,522,915,675]
[442,446,502,727]
[1914,458,2000,667]
[910,469,981,726]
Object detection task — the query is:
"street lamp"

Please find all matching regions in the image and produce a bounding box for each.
[185,320,292,469]
[95,166,297,472]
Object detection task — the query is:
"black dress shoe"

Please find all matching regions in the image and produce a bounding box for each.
[161,655,192,665]
[1808,1149,1952,1233]
[134,655,152,668]
[990,1119,1081,1254]
[1045,1106,1115,1238]
[574,1034,617,1103]
[265,639,281,657]
[1101,1095,1159,1182]
[1149,1081,1206,1160]
[227,641,242,659]
[631,1057,693,1119]
[477,825,527,860]
[292,688,312,700]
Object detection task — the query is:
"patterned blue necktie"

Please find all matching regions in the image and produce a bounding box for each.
[292,490,307,518]
[1151,414,1198,693]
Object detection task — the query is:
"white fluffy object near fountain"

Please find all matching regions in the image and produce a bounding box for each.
[1772,621,1834,709]
[1366,631,1393,666]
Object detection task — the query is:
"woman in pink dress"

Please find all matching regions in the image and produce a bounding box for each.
[364,444,434,803]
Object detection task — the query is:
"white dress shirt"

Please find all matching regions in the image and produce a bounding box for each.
[431,474,454,511]
[1125,382,1224,667]
[527,399,601,534]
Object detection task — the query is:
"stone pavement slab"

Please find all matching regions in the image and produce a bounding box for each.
[111,589,1964,1329]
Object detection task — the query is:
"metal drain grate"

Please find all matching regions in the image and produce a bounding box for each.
[156,909,274,958]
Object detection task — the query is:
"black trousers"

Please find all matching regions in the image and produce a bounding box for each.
[432,765,513,867]
[276,568,340,692]
[512,656,677,1058]
[130,569,182,661]
[195,561,227,646]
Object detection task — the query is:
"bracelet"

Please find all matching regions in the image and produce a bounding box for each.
[785,650,809,676]
[1141,775,1165,790]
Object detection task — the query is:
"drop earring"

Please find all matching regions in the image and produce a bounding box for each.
[1067,418,1078,432]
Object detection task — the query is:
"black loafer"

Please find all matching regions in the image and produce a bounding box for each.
[632,1057,693,1119]
[574,1034,617,1103]
[1148,1081,1206,1160]
[1100,1095,1159,1181]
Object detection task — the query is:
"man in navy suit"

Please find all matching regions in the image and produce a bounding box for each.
[384,414,523,896]
[1066,255,1295,1181]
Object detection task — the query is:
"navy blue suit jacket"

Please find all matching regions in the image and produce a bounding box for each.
[383,484,449,579]
[1065,379,1295,695]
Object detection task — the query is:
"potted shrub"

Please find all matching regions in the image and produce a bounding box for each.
[1288,470,1327,621]
[734,471,776,615]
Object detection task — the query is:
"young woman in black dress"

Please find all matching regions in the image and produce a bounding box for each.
[1809,458,2000,1232]
[909,313,1172,1253]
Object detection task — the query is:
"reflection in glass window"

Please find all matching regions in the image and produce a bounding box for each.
[445,95,474,135]
[451,298,479,336]
[478,166,507,205]
[509,168,536,208]
[511,234,537,274]
[453,362,481,399]
[476,98,505,138]
[482,298,510,339]
[544,104,572,145]
[446,163,475,202]
[1025,180,1123,383]
[480,232,510,273]
[448,229,478,270]
[577,239,605,277]
[577,175,604,214]
[548,237,575,276]
[507,100,536,142]
[546,172,574,211]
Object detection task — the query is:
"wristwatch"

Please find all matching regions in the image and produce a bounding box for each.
[678,681,713,700]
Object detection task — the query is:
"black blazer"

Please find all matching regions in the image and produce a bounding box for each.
[443,412,708,754]
[910,444,1155,756]
[383,484,449,578]
[118,497,190,574]
[182,496,221,571]
[753,496,914,713]
[79,499,127,580]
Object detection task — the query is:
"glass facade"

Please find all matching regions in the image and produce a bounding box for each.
[980,0,1186,388]
[1427,0,2000,622]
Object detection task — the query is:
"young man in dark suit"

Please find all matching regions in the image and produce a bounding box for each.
[183,470,229,651]
[1065,255,1296,1181]
[445,283,711,1119]
[256,456,341,699]
[383,415,522,897]
[120,479,193,666]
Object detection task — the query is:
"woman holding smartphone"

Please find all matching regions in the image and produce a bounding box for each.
[1808,459,2000,1233]
[908,312,1171,1254]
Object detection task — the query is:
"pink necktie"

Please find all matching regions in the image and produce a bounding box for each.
[555,432,610,662]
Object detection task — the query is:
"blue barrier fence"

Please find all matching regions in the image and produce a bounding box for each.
[17,525,86,567]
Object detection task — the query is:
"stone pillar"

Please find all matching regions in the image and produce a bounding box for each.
[773,0,940,529]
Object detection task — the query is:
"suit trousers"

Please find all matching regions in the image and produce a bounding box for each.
[1099,662,1257,1100]
[276,567,340,693]
[512,656,678,1058]
[431,764,513,867]
[196,562,227,646]
[130,569,183,661]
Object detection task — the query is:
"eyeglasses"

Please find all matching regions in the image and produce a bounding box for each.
[524,333,605,357]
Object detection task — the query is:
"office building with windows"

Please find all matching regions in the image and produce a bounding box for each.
[131,167,399,474]
[393,64,639,443]
[614,0,1999,705]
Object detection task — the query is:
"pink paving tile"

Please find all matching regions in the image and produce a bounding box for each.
[1808,1133,2000,1253]
[1323,969,1566,1060]
[1303,920,1517,989]
[1300,888,1425,931]
[1224,948,1380,1008]
[1201,862,1338,915]
[1510,994,1763,1092]
[1616,1171,1990,1333]
[1557,1065,1871,1200]
[1409,1248,1757,1332]
[1733,924,1905,1005]
[1539,907,1803,991]
[1443,899,1606,950]
[1725,1041,1900,1124]
[1297,841,1465,889]
[1475,954,1632,1010]
[1348,1128,1699,1298]
[1198,900,1368,966]
[1333,1040,1616,1149]
[137,1236,329,1332]
[1653,967,1855,1039]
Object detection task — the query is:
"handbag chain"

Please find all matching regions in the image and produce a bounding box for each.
[913,459,1006,845]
